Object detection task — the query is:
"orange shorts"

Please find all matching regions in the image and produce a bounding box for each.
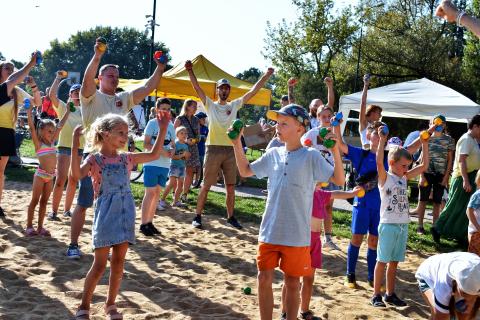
[257,242,312,277]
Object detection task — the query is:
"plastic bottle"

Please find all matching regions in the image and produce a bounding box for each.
[420,130,430,140]
[303,138,312,147]
[331,112,343,126]
[433,117,443,126]
[35,51,43,65]
[381,125,389,136]
[23,98,31,109]
[58,70,68,78]
[154,51,168,64]
[96,37,107,52]
[319,127,335,148]
[287,78,298,86]
[364,73,371,81]
[68,101,76,112]
[227,119,244,140]
[242,287,252,295]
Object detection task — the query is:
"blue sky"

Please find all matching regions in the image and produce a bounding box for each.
[2,0,357,75]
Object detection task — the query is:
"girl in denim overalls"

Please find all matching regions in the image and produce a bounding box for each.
[70,111,170,320]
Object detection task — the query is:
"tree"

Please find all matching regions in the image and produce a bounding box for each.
[464,0,480,100]
[16,26,170,95]
[263,0,357,107]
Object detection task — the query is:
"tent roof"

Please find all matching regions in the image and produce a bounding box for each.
[338,78,479,123]
[118,55,271,106]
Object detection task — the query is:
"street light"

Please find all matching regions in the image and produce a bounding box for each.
[145,1,159,76]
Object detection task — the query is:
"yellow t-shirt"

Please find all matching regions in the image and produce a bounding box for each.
[0,87,30,129]
[204,96,243,146]
[80,90,134,152]
[52,100,85,149]
[452,132,480,178]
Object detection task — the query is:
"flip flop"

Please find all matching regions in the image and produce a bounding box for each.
[104,304,123,320]
[25,227,38,237]
[37,227,51,237]
[74,309,90,319]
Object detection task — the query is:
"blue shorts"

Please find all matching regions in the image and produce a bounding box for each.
[169,164,185,178]
[351,205,380,236]
[76,153,94,208]
[377,223,408,263]
[143,166,169,188]
[57,146,83,157]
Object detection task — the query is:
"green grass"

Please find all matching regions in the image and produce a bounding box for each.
[4,166,35,183]
[19,138,35,158]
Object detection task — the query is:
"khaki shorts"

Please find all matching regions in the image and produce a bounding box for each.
[203,145,237,186]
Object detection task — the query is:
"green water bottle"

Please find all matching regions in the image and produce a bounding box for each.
[68,101,76,112]
[319,127,335,148]
[227,119,244,140]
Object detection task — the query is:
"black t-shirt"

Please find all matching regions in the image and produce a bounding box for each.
[0,83,10,106]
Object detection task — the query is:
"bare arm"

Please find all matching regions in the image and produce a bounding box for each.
[26,106,41,150]
[436,0,480,38]
[49,71,67,107]
[331,186,363,200]
[358,75,370,131]
[332,122,348,155]
[70,126,90,180]
[5,53,37,96]
[132,59,166,105]
[80,43,104,99]
[24,76,41,106]
[377,127,388,186]
[467,207,480,232]
[442,149,454,186]
[53,108,71,141]
[242,68,274,104]
[406,140,429,180]
[329,134,346,186]
[130,111,170,164]
[324,77,335,109]
[185,60,206,105]
[231,129,254,177]
[287,78,296,104]
[459,154,472,192]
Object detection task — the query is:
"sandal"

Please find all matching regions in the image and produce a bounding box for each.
[25,227,38,237]
[74,309,90,319]
[105,304,123,320]
[300,310,321,320]
[37,227,51,237]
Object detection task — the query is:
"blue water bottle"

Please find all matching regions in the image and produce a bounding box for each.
[35,51,43,65]
[381,125,389,135]
[331,112,343,126]
[23,98,31,109]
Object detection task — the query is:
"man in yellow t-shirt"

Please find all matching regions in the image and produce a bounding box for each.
[185,60,273,229]
[66,39,167,259]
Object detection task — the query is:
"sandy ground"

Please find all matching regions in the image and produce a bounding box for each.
[0,180,432,319]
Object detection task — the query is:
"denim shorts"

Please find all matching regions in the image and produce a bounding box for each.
[57,146,83,157]
[169,164,185,178]
[76,153,94,208]
[377,223,408,263]
[143,166,169,188]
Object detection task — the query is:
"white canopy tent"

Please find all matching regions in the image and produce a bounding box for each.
[338,78,480,134]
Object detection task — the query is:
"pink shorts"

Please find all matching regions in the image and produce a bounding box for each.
[310,232,322,269]
[312,189,330,219]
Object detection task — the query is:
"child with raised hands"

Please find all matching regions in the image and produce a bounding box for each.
[231,104,344,320]
[371,124,429,308]
[71,110,170,320]
[25,97,71,237]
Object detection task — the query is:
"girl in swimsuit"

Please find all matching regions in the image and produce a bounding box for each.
[25,100,71,236]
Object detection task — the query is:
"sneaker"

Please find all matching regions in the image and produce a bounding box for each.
[180,193,188,203]
[344,273,357,289]
[300,310,321,320]
[159,200,168,208]
[416,226,425,235]
[227,216,243,230]
[192,215,202,229]
[0,206,5,217]
[140,223,155,236]
[384,293,407,307]
[66,244,81,259]
[148,222,161,235]
[324,239,341,251]
[47,212,58,221]
[63,210,72,218]
[431,227,441,244]
[172,201,187,208]
[371,294,386,308]
[156,202,166,211]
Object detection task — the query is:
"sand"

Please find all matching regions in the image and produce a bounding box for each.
[0,180,432,319]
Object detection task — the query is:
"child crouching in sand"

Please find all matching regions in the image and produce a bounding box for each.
[71,111,170,319]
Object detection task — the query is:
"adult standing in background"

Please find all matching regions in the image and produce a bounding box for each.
[307,77,334,130]
[185,60,273,229]
[358,75,382,150]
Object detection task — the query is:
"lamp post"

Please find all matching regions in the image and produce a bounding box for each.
[145,0,159,76]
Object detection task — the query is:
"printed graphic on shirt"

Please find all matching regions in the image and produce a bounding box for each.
[385,179,409,215]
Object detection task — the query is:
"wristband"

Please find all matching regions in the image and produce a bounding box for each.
[457,11,466,27]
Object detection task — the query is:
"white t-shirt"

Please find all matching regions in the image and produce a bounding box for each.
[52,100,84,149]
[301,126,334,167]
[360,127,370,148]
[204,96,243,146]
[80,90,135,152]
[379,172,410,224]
[468,189,480,234]
[415,252,480,314]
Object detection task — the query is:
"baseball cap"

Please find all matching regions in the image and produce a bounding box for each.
[266,104,310,128]
[216,78,231,88]
[69,83,81,93]
[195,112,207,119]
[281,95,288,102]
[387,137,403,147]
[456,261,480,295]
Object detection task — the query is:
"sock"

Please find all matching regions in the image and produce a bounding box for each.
[367,248,377,282]
[324,233,332,242]
[347,243,360,275]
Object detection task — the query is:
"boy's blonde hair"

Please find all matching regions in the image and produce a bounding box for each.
[388,145,413,163]
[175,126,187,136]
[88,113,128,151]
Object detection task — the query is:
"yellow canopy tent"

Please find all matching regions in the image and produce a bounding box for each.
[118,55,272,106]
